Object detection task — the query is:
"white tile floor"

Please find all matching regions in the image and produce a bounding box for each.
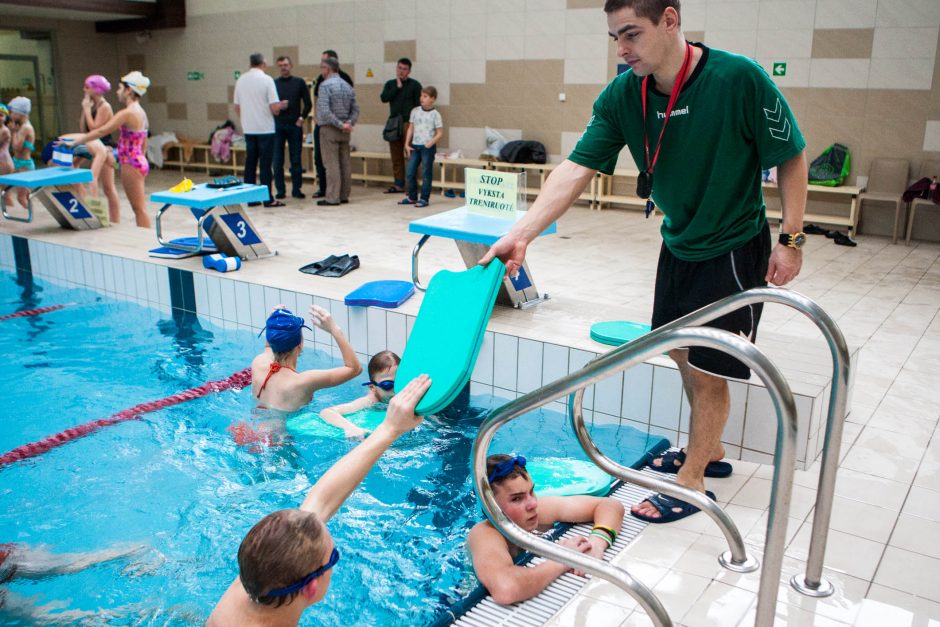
[2,169,939,625]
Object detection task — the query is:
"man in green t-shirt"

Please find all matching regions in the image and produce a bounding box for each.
[481,0,808,524]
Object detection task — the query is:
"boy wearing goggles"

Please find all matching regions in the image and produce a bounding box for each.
[209,374,431,625]
[467,454,625,605]
[319,350,400,438]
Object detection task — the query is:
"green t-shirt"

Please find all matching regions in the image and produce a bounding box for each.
[569,45,805,261]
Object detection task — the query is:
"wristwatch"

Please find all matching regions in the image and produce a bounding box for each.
[778,232,807,249]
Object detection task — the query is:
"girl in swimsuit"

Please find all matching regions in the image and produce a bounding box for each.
[0,104,13,178]
[65,71,152,228]
[71,75,121,223]
[6,97,35,210]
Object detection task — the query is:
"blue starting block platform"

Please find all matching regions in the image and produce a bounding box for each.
[0,167,102,230]
[150,183,275,261]
[409,206,556,308]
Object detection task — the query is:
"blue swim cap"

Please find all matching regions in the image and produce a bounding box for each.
[261,308,309,353]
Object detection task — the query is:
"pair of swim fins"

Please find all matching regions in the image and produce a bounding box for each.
[299,254,360,278]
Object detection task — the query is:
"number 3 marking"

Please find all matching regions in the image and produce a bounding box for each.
[236,220,247,239]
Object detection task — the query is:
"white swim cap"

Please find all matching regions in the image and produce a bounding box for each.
[121,71,151,96]
[8,96,31,116]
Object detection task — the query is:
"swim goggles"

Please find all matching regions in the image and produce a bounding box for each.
[488,456,526,483]
[265,547,340,598]
[362,379,395,391]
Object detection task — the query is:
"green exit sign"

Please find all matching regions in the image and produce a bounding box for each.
[772,62,787,77]
[187,71,204,81]
[233,70,241,79]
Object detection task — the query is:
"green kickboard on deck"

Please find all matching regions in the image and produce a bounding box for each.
[288,408,386,439]
[397,260,504,415]
[590,320,651,347]
[529,458,614,498]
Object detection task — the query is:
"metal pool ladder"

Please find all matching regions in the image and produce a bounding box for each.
[471,287,850,626]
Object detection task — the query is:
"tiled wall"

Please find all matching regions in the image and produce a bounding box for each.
[0,232,844,470]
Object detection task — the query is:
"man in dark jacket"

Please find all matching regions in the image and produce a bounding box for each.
[273,56,312,200]
[380,57,421,193]
[313,50,353,199]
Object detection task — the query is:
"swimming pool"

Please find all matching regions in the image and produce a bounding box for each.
[0,269,662,625]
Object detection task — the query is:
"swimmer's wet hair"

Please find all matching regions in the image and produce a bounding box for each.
[603,0,681,25]
[487,454,530,487]
[238,509,331,607]
[368,350,400,381]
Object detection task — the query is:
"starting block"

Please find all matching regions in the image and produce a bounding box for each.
[0,167,101,229]
[150,183,276,261]
[408,207,556,309]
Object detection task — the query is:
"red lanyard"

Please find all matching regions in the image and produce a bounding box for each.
[641,43,693,178]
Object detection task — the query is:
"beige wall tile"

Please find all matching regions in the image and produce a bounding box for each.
[814,0,877,29]
[567,0,603,8]
[812,28,874,58]
[206,103,229,121]
[758,1,816,30]
[809,58,870,89]
[167,103,188,120]
[147,85,168,104]
[385,40,416,63]
[872,27,939,59]
[685,31,705,43]
[868,58,935,90]
[126,54,146,72]
[294,65,319,81]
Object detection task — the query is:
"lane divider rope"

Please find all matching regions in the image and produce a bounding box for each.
[0,368,252,469]
[0,303,71,321]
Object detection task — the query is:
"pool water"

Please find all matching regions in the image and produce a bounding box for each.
[0,269,660,626]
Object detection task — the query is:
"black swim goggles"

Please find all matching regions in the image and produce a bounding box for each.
[488,456,527,483]
[362,380,395,391]
[265,547,341,598]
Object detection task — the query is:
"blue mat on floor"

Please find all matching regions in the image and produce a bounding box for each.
[344,280,415,308]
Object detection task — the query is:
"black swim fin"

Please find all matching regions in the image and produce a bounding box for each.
[319,254,360,278]
[299,254,343,275]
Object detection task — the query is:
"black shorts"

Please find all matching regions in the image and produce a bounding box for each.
[651,223,771,380]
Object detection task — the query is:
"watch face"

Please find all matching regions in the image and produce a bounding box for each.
[794,233,807,248]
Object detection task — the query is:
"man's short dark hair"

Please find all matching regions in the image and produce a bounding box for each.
[276,55,292,64]
[322,49,338,59]
[603,0,681,24]
[249,52,265,67]
[397,57,412,69]
[321,56,340,73]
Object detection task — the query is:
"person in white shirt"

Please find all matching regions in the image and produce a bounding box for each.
[234,53,287,207]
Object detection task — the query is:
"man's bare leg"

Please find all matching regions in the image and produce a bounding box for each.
[633,349,729,519]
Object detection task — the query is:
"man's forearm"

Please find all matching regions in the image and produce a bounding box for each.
[508,160,595,244]
[776,150,808,233]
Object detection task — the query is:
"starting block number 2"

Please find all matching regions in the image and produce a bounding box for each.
[51,191,93,220]
[219,212,262,245]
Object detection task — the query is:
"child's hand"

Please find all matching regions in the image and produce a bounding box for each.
[344,426,369,440]
[82,95,93,109]
[404,144,412,157]
[308,304,338,333]
[382,374,430,435]
[424,142,433,148]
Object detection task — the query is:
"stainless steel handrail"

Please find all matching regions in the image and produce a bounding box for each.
[472,326,797,627]
[0,186,35,223]
[411,234,431,291]
[572,287,848,597]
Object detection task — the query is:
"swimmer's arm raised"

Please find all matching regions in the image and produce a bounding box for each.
[300,305,362,391]
[300,375,430,520]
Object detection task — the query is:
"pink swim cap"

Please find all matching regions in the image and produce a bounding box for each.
[84,75,111,95]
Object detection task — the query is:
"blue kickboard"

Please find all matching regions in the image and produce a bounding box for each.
[345,280,415,308]
[150,182,269,208]
[590,320,652,347]
[0,167,92,188]
[409,207,556,246]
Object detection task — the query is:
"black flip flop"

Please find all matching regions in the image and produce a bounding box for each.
[299,254,343,275]
[631,490,717,524]
[319,254,360,278]
[264,200,286,208]
[645,449,733,478]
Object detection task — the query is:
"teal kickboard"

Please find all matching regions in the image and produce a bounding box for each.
[590,320,652,347]
[529,458,613,497]
[396,260,504,415]
[288,407,386,439]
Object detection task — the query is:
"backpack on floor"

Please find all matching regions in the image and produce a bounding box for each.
[808,143,851,187]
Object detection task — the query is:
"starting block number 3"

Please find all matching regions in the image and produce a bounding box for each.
[219,212,262,245]
[51,191,93,220]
